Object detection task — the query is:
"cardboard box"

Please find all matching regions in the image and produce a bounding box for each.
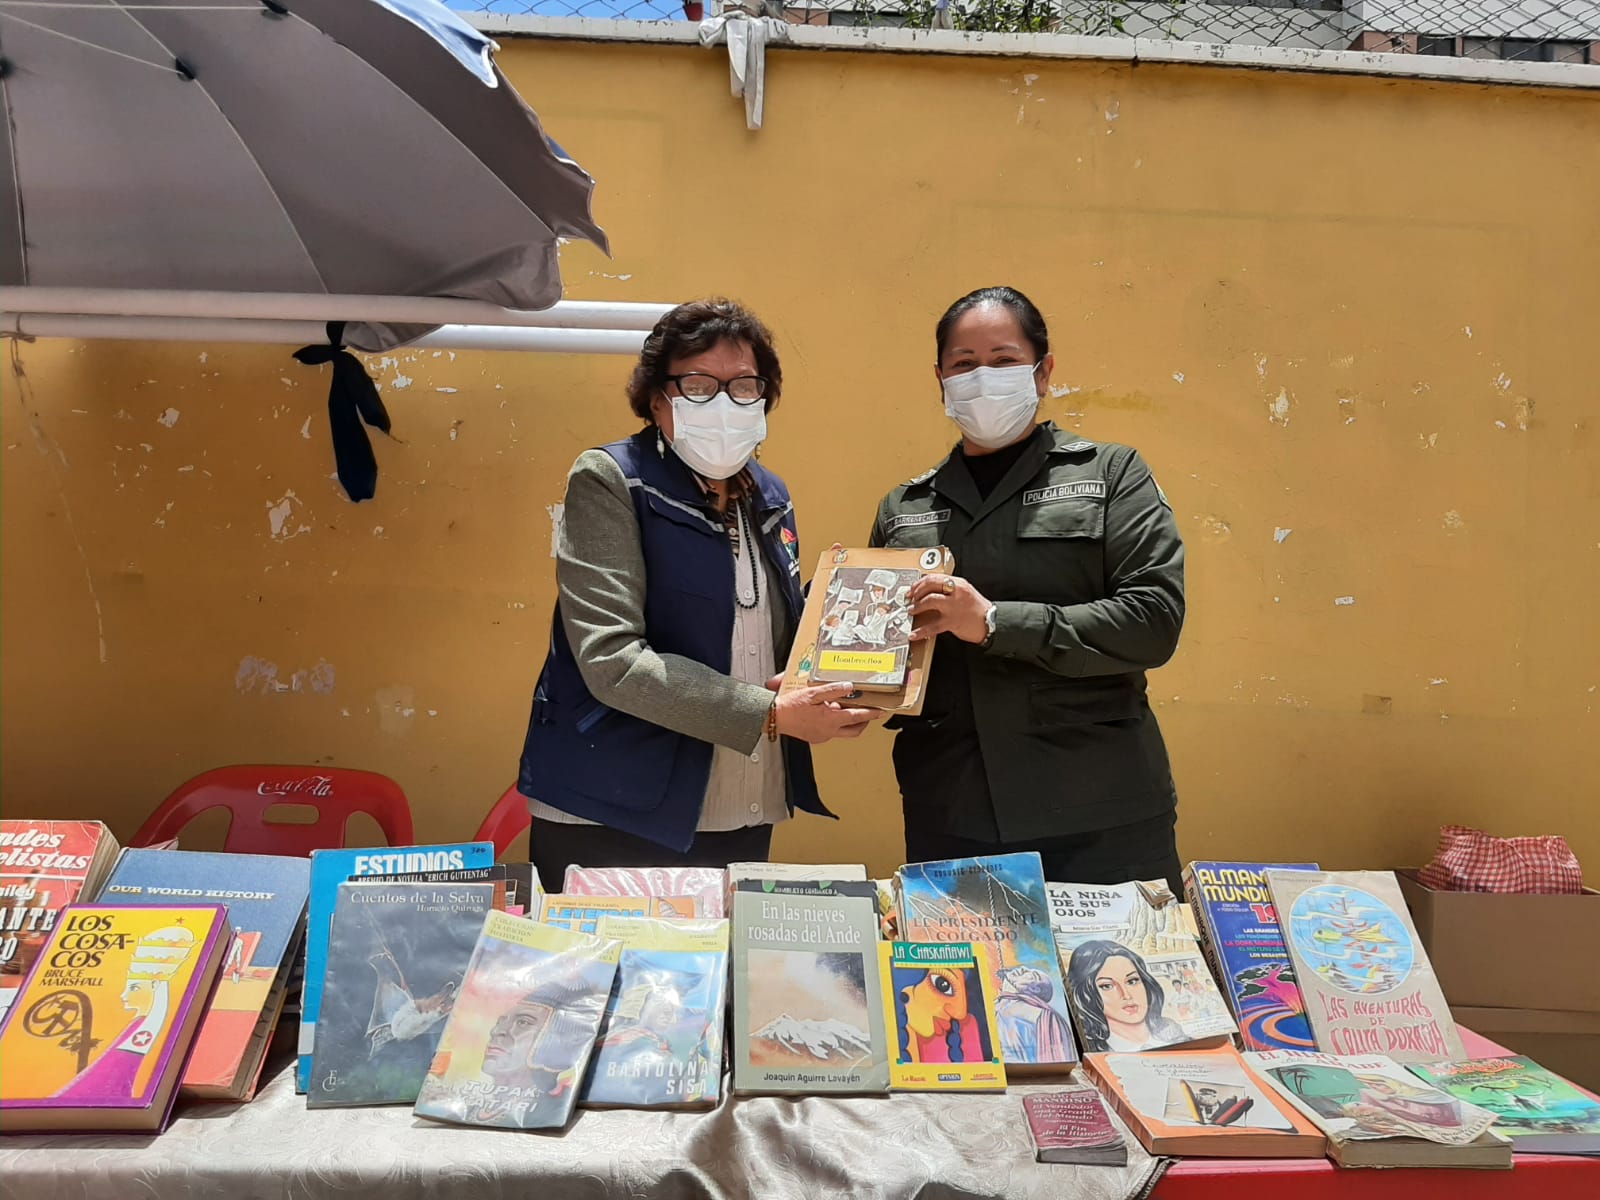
[1397,871,1600,1013]
[1455,1006,1600,1093]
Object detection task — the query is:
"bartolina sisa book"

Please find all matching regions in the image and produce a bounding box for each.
[1182,862,1318,1052]
[879,940,1006,1092]
[581,916,730,1109]
[0,904,232,1132]
[97,849,310,1100]
[1265,869,1464,1063]
[732,879,888,1095]
[1409,1057,1600,1157]
[414,911,621,1130]
[897,853,1076,1071]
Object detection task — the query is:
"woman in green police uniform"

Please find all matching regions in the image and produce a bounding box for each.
[869,286,1186,891]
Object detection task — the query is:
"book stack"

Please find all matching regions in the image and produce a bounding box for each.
[1022,1089,1128,1165]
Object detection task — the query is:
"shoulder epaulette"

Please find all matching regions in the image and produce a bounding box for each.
[902,467,938,487]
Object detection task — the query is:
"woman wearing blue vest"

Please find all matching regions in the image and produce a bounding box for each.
[518,299,880,890]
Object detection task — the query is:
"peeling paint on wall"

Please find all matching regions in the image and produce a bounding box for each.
[1273,527,1292,544]
[547,502,565,559]
[1334,596,1356,606]
[156,408,180,428]
[1268,389,1292,426]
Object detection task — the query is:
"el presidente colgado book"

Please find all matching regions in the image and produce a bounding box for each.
[308,881,497,1107]
[1410,1056,1600,1156]
[779,546,955,715]
[898,854,1076,1071]
[564,865,727,919]
[296,841,494,1091]
[1049,880,1236,1056]
[0,820,120,1025]
[1266,869,1464,1064]
[538,894,689,934]
[97,849,310,1100]
[1183,862,1318,1052]
[732,879,888,1095]
[0,903,231,1132]
[414,911,621,1130]
[582,916,730,1109]
[879,941,1006,1092]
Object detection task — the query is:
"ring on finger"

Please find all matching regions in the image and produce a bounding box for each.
[942,578,955,595]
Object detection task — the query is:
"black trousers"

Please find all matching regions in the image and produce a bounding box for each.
[528,818,774,894]
[904,811,1182,896]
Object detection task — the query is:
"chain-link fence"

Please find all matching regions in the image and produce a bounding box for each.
[458,1,1599,61]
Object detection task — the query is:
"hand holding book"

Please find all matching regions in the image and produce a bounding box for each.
[907,573,994,646]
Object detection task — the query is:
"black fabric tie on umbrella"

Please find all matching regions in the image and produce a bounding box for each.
[293,321,392,502]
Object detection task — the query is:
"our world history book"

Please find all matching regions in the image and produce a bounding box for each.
[308,881,497,1107]
[879,940,1006,1092]
[0,903,231,1132]
[581,916,729,1109]
[414,911,621,1130]
[897,853,1077,1071]
[1266,869,1465,1064]
[97,849,310,1100]
[296,840,494,1092]
[1182,861,1318,1052]
[732,879,888,1095]
[1409,1056,1600,1156]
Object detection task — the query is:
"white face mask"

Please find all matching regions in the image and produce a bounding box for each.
[941,363,1042,450]
[666,392,767,480]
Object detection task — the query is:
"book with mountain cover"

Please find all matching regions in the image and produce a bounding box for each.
[1409,1056,1600,1157]
[308,881,497,1107]
[880,940,1006,1092]
[731,879,887,1095]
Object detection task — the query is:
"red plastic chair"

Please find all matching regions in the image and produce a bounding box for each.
[131,765,414,856]
[475,784,531,859]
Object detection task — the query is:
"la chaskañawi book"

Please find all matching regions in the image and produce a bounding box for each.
[563,865,727,919]
[809,565,919,690]
[1049,880,1237,1055]
[1247,1050,1512,1169]
[308,881,498,1107]
[414,911,621,1130]
[1265,869,1465,1064]
[1410,1056,1600,1157]
[897,853,1076,1071]
[731,879,888,1095]
[98,849,310,1101]
[879,941,1005,1092]
[0,820,120,1025]
[581,916,729,1109]
[296,841,494,1091]
[1182,861,1318,1052]
[538,894,690,933]
[0,903,232,1132]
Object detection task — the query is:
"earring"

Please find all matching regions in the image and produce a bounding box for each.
[754,444,762,461]
[655,428,665,458]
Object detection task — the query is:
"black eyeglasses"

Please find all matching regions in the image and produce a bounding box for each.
[663,374,769,405]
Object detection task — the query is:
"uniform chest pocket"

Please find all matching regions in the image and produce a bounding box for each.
[1016,498,1104,541]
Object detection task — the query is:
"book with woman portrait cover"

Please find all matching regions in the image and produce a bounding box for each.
[1048,880,1237,1056]
[0,903,232,1133]
[414,912,621,1130]
[779,547,955,714]
[580,916,729,1109]
[878,940,1006,1092]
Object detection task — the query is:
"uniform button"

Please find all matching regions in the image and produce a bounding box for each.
[749,802,760,814]
[750,750,761,763]
[742,590,754,602]
[748,646,758,656]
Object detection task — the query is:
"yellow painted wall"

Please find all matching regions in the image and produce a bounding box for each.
[4,42,1598,879]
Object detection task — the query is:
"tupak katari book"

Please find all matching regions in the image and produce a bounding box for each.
[0,904,232,1132]
[1266,869,1464,1064]
[880,940,1006,1092]
[308,881,497,1107]
[97,849,310,1101]
[897,853,1077,1071]
[414,911,621,1130]
[563,865,726,919]
[581,916,729,1109]
[1409,1056,1600,1157]
[1183,861,1318,1052]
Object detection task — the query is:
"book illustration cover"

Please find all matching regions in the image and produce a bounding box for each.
[880,940,1005,1091]
[809,566,919,690]
[539,894,691,933]
[1267,870,1464,1063]
[97,849,310,1097]
[297,841,494,1092]
[1164,1077,1256,1126]
[897,853,1076,1069]
[1101,1051,1297,1133]
[1410,1057,1600,1153]
[1023,1088,1126,1164]
[308,881,496,1107]
[1184,862,1318,1052]
[414,911,621,1130]
[582,916,729,1109]
[732,880,888,1094]
[0,821,119,1025]
[563,866,725,919]
[0,904,230,1129]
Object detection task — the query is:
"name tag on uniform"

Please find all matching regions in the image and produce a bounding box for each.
[885,509,951,532]
[1022,481,1106,506]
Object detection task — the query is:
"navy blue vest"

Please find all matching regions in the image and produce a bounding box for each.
[517,430,826,852]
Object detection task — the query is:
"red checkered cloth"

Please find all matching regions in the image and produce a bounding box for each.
[1417,824,1585,894]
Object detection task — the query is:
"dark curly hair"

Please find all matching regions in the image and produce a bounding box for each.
[625,298,783,421]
